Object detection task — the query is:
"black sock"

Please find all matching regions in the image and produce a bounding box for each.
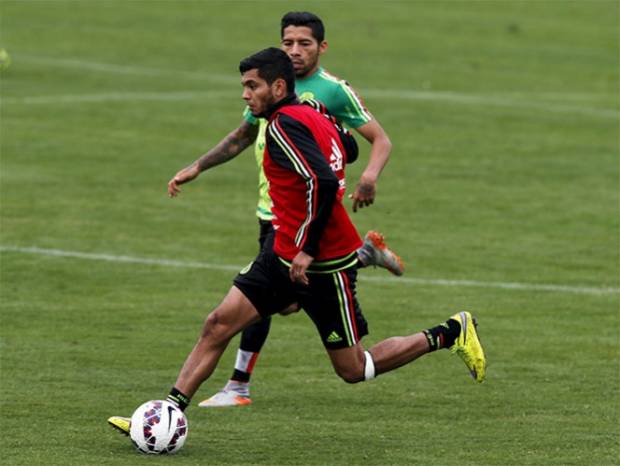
[231,369,250,383]
[423,318,461,352]
[167,387,191,412]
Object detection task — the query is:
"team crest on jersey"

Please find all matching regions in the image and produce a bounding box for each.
[299,91,315,102]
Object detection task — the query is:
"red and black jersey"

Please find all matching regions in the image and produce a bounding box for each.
[263,96,362,262]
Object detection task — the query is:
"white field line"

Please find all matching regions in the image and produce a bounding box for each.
[7,55,619,120]
[4,88,617,120]
[2,245,618,296]
[3,90,234,105]
[362,89,620,120]
[18,55,237,84]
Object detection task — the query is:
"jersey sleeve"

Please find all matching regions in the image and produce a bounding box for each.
[329,80,373,129]
[266,113,339,258]
[243,106,259,126]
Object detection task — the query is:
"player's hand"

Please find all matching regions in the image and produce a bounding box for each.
[289,251,313,285]
[168,164,200,198]
[349,175,376,212]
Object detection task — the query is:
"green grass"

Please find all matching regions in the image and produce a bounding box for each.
[1,0,619,464]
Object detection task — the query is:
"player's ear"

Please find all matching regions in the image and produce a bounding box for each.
[319,40,328,55]
[273,78,287,98]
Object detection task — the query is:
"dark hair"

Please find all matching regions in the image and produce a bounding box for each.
[239,47,295,95]
[281,11,325,43]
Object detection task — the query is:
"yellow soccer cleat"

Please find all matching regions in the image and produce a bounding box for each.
[449,311,486,383]
[107,416,130,436]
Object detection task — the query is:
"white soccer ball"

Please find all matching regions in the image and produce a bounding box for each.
[129,400,188,454]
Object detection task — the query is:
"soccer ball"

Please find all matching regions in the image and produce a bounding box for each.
[129,400,188,454]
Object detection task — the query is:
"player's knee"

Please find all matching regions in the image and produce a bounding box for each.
[202,310,219,334]
[334,350,375,383]
[334,364,364,384]
[200,310,228,346]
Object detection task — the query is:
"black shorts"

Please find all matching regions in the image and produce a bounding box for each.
[258,219,274,251]
[233,241,368,350]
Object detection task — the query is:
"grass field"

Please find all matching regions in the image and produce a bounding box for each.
[1,1,619,464]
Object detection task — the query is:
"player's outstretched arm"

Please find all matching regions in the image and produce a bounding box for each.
[349,119,392,212]
[168,120,259,197]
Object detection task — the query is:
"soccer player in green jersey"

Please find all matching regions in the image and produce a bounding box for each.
[180,12,401,407]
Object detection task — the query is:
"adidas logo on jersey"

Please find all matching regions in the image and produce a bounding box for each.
[327,331,342,343]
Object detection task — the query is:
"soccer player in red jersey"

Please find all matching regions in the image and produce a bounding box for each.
[163,49,486,414]
[172,12,403,408]
[108,49,486,438]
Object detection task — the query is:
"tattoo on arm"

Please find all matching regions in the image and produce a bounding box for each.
[197,121,259,171]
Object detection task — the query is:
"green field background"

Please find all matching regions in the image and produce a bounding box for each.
[1,1,618,465]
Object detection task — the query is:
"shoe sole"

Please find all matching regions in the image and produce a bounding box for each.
[198,396,252,408]
[108,420,130,436]
[469,315,486,382]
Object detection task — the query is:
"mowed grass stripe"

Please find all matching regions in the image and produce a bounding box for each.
[18,54,237,84]
[5,89,618,120]
[2,245,617,296]
[2,91,235,105]
[9,55,618,119]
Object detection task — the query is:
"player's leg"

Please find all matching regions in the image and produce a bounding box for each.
[301,266,426,382]
[170,285,262,404]
[300,265,369,380]
[303,265,485,383]
[231,220,277,387]
[235,318,272,383]
[356,230,405,276]
[199,317,272,407]
[199,300,300,407]
[326,334,433,383]
[327,314,486,383]
[107,286,261,435]
[199,220,278,408]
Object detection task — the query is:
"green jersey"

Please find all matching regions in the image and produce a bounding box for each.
[244,67,373,221]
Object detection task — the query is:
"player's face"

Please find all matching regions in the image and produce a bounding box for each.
[241,69,278,116]
[281,26,327,79]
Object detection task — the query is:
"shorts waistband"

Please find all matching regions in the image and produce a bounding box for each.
[278,251,358,274]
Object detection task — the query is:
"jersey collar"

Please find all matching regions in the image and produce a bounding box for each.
[264,93,299,120]
[296,67,323,83]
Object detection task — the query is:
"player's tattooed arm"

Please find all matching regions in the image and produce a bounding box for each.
[196,120,259,171]
[168,120,259,197]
